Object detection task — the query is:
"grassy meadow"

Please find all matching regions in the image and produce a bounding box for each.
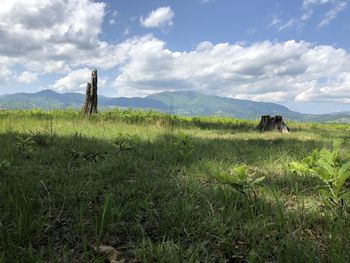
[1,109,350,262]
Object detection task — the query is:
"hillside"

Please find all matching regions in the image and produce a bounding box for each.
[1,89,350,122]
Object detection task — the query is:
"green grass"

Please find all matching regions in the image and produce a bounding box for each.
[1,109,350,262]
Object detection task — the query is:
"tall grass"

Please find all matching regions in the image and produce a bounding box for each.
[0,109,349,262]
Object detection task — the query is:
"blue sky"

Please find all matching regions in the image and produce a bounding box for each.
[0,0,349,113]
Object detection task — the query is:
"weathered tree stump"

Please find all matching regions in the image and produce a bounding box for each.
[256,115,272,132]
[82,69,98,115]
[82,83,92,114]
[90,69,98,114]
[256,115,290,133]
[274,115,290,133]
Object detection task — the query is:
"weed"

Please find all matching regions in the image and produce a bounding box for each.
[14,135,35,157]
[289,140,350,217]
[0,160,11,170]
[115,134,139,153]
[2,109,350,262]
[28,130,50,148]
[215,164,265,204]
[65,149,106,162]
[174,131,194,163]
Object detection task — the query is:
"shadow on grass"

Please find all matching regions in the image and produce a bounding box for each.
[0,131,349,262]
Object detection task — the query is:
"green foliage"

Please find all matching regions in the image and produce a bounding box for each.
[2,109,350,262]
[0,160,11,170]
[14,134,35,157]
[289,140,350,216]
[216,164,265,203]
[115,134,139,153]
[28,130,51,148]
[174,132,194,162]
[65,149,106,162]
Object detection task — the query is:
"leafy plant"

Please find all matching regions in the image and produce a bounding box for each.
[65,149,106,162]
[174,132,194,162]
[216,165,265,204]
[14,135,35,157]
[28,130,50,148]
[0,160,11,170]
[115,134,139,153]
[289,140,350,216]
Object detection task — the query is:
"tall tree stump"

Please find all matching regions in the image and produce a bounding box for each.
[256,115,290,133]
[82,83,92,114]
[82,69,98,115]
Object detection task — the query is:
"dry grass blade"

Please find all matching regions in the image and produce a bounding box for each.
[94,245,124,263]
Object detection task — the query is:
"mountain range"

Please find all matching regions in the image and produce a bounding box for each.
[1,89,350,123]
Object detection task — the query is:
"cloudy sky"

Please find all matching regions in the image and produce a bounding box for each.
[0,0,349,113]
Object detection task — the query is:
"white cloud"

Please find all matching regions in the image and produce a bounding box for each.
[0,65,14,82]
[110,36,350,103]
[51,68,91,92]
[271,0,347,32]
[301,10,314,21]
[268,16,282,27]
[51,68,106,92]
[0,0,108,72]
[318,1,347,27]
[0,0,156,76]
[278,18,300,31]
[18,71,38,84]
[0,0,349,106]
[140,6,174,28]
[303,0,334,9]
[301,0,347,26]
[246,27,257,34]
[200,0,215,4]
[124,27,130,36]
[109,10,118,25]
[269,16,300,31]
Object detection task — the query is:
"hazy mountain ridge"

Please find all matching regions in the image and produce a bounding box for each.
[1,89,349,123]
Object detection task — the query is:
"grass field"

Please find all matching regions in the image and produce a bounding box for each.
[1,109,350,262]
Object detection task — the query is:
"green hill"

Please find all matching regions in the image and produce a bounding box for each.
[1,89,350,122]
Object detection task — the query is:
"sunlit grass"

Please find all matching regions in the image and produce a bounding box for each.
[1,109,350,262]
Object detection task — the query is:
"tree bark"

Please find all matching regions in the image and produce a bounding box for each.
[256,115,272,132]
[90,69,98,114]
[256,115,290,132]
[274,115,290,133]
[82,83,92,114]
[82,69,98,115]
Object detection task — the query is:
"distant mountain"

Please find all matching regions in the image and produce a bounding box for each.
[1,89,350,123]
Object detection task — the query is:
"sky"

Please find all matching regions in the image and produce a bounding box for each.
[0,0,349,114]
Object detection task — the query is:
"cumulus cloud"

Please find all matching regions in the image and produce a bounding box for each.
[51,68,107,92]
[111,36,350,103]
[18,71,38,84]
[0,65,14,82]
[0,0,145,77]
[140,6,174,28]
[1,0,350,106]
[51,68,91,92]
[0,0,108,72]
